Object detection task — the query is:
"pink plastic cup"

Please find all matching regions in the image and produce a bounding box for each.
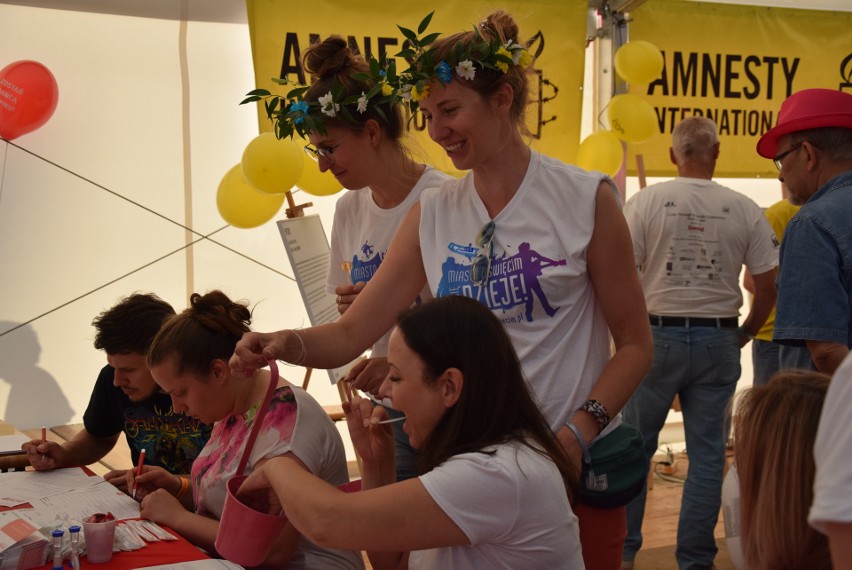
[215,475,288,567]
[338,479,362,493]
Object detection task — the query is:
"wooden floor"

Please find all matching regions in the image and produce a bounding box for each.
[629,452,735,569]
[26,426,733,569]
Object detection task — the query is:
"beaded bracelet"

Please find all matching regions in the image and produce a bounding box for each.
[580,399,611,431]
[175,476,189,500]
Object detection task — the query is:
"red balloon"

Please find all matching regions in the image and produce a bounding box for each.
[0,60,59,140]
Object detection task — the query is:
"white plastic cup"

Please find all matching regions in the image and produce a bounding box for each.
[82,518,116,563]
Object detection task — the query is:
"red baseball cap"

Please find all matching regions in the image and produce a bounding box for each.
[756,88,852,158]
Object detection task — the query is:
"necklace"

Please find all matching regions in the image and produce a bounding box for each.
[237,371,259,416]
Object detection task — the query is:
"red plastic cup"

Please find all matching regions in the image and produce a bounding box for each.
[215,475,288,567]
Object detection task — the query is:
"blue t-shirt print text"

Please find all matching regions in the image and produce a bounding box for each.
[437,241,566,323]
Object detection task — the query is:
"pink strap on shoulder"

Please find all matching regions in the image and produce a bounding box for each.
[235,360,279,477]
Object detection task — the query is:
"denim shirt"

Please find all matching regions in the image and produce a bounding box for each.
[774,170,852,347]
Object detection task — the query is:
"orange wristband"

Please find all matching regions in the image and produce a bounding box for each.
[175,476,189,499]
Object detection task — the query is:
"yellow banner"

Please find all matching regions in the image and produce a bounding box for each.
[245,0,587,176]
[628,0,852,178]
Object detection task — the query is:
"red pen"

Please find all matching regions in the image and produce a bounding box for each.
[131,448,146,500]
[40,426,47,461]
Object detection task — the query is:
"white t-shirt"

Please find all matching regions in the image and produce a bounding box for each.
[810,352,852,532]
[191,383,363,570]
[326,167,451,356]
[419,150,611,429]
[624,177,778,317]
[410,440,584,569]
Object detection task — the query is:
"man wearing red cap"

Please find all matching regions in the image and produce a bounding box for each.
[757,88,852,375]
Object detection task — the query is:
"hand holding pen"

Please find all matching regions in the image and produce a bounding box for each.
[21,428,63,471]
[131,448,146,500]
[41,426,48,461]
[126,465,181,504]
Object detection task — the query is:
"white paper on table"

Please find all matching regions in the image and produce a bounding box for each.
[0,468,102,505]
[19,481,140,527]
[136,560,245,569]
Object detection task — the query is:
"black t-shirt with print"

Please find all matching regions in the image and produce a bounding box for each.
[83,365,211,474]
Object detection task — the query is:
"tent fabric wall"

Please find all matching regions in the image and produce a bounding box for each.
[0,3,346,455]
[3,0,850,457]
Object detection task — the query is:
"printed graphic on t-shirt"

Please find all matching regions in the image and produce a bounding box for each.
[124,404,210,474]
[661,209,728,286]
[347,241,424,309]
[347,240,383,284]
[437,240,567,323]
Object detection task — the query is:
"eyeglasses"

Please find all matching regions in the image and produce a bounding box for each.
[772,143,803,171]
[471,220,495,286]
[304,134,351,163]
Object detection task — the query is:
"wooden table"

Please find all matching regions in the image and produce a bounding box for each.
[0,418,31,472]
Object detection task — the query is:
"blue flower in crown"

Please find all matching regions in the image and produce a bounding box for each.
[435,61,452,84]
[290,100,310,125]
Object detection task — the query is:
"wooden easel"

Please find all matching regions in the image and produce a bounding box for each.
[283,188,313,220]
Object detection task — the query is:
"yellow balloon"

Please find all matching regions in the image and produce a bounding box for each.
[241,132,303,195]
[576,131,624,176]
[614,41,664,85]
[296,154,343,197]
[608,94,658,143]
[217,164,286,228]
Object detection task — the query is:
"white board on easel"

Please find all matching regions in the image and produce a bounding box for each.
[277,214,359,384]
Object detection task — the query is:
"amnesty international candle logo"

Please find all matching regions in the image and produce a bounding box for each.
[840,53,852,93]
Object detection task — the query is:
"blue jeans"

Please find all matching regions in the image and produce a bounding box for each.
[779,344,817,372]
[623,326,740,570]
[751,339,781,386]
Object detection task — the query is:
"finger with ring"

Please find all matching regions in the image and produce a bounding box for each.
[336,296,342,305]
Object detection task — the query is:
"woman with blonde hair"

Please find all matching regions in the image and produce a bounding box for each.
[732,370,831,569]
[236,10,652,567]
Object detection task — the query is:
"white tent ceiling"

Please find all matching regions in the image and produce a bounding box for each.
[2,0,851,23]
